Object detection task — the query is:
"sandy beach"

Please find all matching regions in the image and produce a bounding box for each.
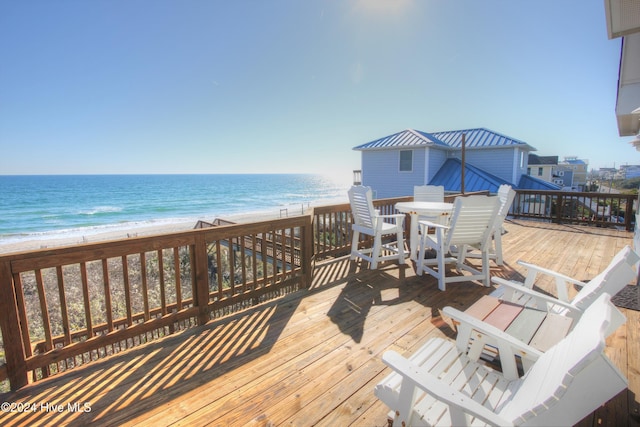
[0,210,291,256]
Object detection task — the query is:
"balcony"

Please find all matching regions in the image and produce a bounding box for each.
[0,197,638,426]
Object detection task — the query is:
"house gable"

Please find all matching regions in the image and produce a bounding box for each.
[354,127,538,197]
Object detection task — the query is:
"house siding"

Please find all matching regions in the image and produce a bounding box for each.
[362,149,427,198]
[428,149,448,183]
[458,148,518,184]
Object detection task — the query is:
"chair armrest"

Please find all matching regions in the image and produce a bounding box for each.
[382,350,514,427]
[418,219,449,231]
[378,213,405,220]
[516,260,587,302]
[443,306,542,380]
[491,277,580,315]
[376,213,405,226]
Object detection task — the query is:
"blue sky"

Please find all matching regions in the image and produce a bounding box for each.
[0,1,635,178]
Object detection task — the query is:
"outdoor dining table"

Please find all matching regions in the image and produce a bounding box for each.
[395,201,454,260]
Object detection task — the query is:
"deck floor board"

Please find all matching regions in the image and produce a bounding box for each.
[0,219,638,426]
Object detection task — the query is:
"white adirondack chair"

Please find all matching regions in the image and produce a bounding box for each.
[416,195,500,291]
[374,293,627,427]
[348,185,406,269]
[492,244,639,328]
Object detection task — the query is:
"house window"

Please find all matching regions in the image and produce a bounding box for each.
[538,167,543,176]
[399,150,412,172]
[527,167,531,175]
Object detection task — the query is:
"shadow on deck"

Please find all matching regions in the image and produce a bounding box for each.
[0,220,638,426]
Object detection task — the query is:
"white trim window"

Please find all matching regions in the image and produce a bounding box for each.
[399,150,413,172]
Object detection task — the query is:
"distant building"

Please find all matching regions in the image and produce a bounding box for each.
[527,154,558,183]
[353,128,560,198]
[552,168,575,189]
[597,168,617,180]
[620,164,640,178]
[557,157,588,191]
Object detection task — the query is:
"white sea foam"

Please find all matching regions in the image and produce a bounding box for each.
[78,206,124,215]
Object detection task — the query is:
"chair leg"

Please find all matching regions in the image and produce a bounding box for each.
[417,227,426,275]
[371,234,382,269]
[350,230,360,261]
[495,233,504,265]
[437,241,447,291]
[482,249,491,286]
[397,229,405,264]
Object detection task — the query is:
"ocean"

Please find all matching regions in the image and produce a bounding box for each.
[0,174,352,245]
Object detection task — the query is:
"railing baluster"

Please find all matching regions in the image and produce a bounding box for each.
[102,258,113,332]
[158,249,166,315]
[140,252,150,321]
[121,255,133,326]
[80,262,93,339]
[173,247,182,311]
[251,234,258,290]
[56,266,71,346]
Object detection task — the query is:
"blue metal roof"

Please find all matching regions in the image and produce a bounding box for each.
[429,158,511,193]
[354,127,535,151]
[518,174,562,190]
[431,128,534,150]
[429,159,561,193]
[353,129,450,150]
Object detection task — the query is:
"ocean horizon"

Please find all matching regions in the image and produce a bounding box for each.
[0,173,352,245]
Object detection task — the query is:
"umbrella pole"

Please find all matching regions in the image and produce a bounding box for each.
[461,133,466,194]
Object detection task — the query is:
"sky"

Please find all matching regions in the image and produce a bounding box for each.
[0,0,636,178]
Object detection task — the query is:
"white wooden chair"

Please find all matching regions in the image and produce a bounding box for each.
[413,185,445,202]
[492,244,639,328]
[416,195,500,291]
[455,184,516,266]
[413,185,446,224]
[488,184,516,265]
[374,293,627,427]
[348,185,406,269]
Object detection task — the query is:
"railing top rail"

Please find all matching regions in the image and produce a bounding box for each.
[1,215,310,272]
[514,189,636,198]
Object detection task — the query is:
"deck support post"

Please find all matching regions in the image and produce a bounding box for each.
[193,236,211,326]
[302,214,314,289]
[0,261,28,390]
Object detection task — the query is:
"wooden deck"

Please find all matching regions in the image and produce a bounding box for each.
[0,219,638,426]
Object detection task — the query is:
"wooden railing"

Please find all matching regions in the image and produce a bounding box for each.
[0,190,635,391]
[0,216,313,390]
[510,190,637,231]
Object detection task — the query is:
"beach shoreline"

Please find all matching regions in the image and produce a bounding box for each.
[0,210,290,255]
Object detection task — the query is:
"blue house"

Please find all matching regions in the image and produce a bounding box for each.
[353,128,560,198]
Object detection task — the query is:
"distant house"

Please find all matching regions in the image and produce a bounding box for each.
[558,157,588,190]
[552,168,575,189]
[353,128,560,198]
[620,164,640,178]
[527,154,558,183]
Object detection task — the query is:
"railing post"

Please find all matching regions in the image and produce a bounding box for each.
[625,194,635,232]
[0,260,28,390]
[301,214,314,289]
[555,193,563,224]
[193,234,210,325]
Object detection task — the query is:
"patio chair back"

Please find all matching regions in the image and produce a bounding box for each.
[413,185,444,203]
[445,195,500,252]
[348,185,376,230]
